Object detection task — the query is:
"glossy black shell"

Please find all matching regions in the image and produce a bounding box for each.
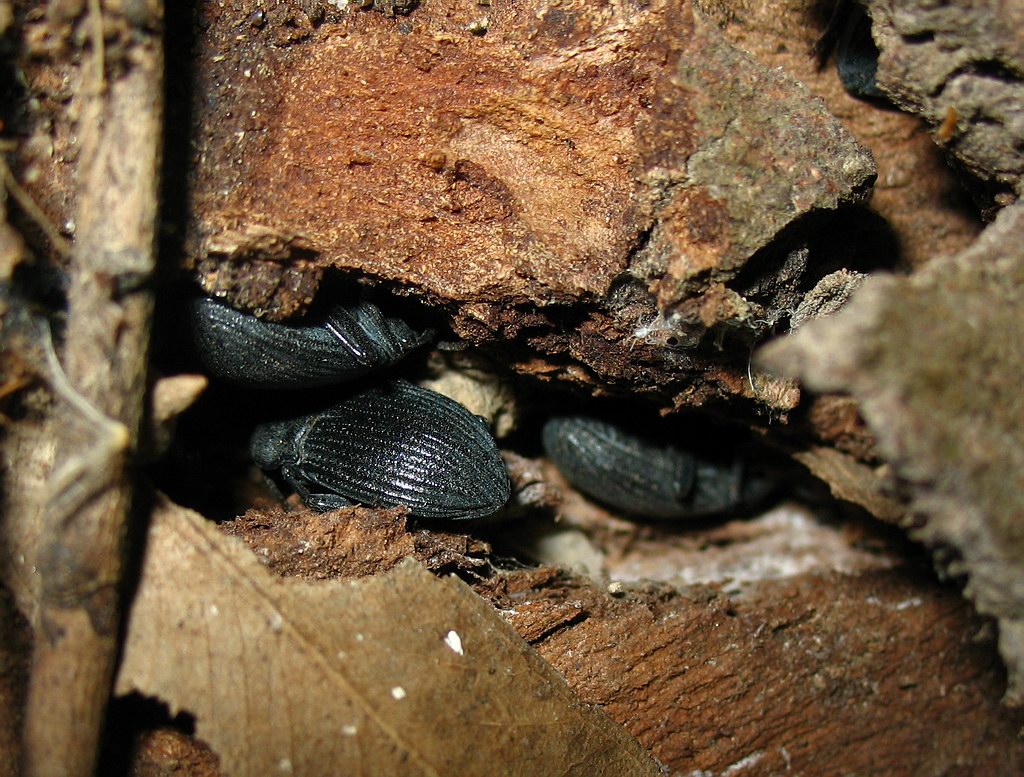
[251,380,510,520]
[542,416,697,519]
[544,415,777,519]
[190,296,428,389]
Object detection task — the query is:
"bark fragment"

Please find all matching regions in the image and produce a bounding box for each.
[868,0,1024,201]
[706,0,983,269]
[759,202,1024,704]
[481,565,1024,774]
[185,0,874,410]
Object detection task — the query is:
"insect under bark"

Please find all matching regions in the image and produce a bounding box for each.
[251,379,511,519]
[817,0,887,102]
[542,415,771,519]
[189,295,430,389]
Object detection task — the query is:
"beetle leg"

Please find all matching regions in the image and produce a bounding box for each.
[280,465,353,512]
[259,470,289,503]
[280,465,315,503]
[304,493,355,512]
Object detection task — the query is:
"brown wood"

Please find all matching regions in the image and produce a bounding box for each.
[20,5,164,776]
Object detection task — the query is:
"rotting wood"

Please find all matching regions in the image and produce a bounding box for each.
[479,564,1024,774]
[20,4,164,776]
[172,0,874,415]
[869,0,1024,203]
[0,1,1015,773]
[759,202,1024,706]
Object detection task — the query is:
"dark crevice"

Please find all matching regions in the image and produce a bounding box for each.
[953,58,1023,82]
[525,609,591,645]
[729,205,899,301]
[931,58,1024,100]
[97,694,201,777]
[901,30,935,46]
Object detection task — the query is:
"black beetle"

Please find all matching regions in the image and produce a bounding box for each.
[817,0,887,102]
[189,295,430,389]
[542,415,771,519]
[251,379,511,519]
[834,6,884,101]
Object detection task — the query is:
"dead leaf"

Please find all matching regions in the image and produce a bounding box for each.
[115,496,660,776]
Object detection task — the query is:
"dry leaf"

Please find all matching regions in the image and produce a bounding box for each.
[115,496,659,776]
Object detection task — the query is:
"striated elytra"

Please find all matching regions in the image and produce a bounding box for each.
[252,380,511,520]
[190,295,430,389]
[542,415,771,519]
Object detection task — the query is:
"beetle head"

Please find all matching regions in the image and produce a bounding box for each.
[250,418,302,470]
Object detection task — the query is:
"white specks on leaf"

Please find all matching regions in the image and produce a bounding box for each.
[444,630,464,656]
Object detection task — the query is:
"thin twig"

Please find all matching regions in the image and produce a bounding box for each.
[20,1,165,774]
[86,0,106,95]
[0,158,72,256]
[39,321,130,523]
